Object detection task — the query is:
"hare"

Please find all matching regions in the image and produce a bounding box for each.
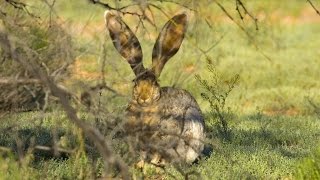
[105,11,205,164]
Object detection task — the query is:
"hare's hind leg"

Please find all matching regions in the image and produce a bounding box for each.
[135,151,147,169]
[150,152,161,165]
[178,107,205,163]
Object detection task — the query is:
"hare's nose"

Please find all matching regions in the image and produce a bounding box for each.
[138,98,147,105]
[137,96,145,102]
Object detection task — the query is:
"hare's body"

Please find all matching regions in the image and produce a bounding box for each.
[105,11,206,164]
[158,87,205,163]
[126,87,205,163]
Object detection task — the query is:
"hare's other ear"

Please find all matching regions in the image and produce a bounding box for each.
[105,11,145,76]
[152,13,187,77]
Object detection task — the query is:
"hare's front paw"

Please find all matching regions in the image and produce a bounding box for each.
[135,159,145,169]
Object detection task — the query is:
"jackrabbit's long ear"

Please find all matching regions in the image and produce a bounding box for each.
[152,13,187,77]
[105,11,145,76]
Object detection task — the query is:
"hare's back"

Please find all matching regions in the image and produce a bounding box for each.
[159,87,205,130]
[159,87,203,119]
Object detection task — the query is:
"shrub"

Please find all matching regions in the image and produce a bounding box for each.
[195,61,239,141]
[0,2,74,111]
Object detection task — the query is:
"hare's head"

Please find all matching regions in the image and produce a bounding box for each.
[132,71,160,106]
[105,11,187,105]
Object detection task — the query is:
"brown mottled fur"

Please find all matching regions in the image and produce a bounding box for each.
[152,14,188,77]
[105,11,205,164]
[105,12,145,75]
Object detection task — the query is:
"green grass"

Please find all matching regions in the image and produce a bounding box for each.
[2,111,319,179]
[296,147,320,179]
[2,0,320,179]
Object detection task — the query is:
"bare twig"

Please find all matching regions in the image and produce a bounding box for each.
[236,0,258,30]
[148,3,171,19]
[215,1,271,62]
[34,145,74,154]
[307,0,320,16]
[4,0,39,18]
[0,78,41,84]
[306,97,320,116]
[0,30,130,179]
[87,0,119,11]
[153,0,197,12]
[42,0,57,27]
[15,136,24,166]
[52,127,59,157]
